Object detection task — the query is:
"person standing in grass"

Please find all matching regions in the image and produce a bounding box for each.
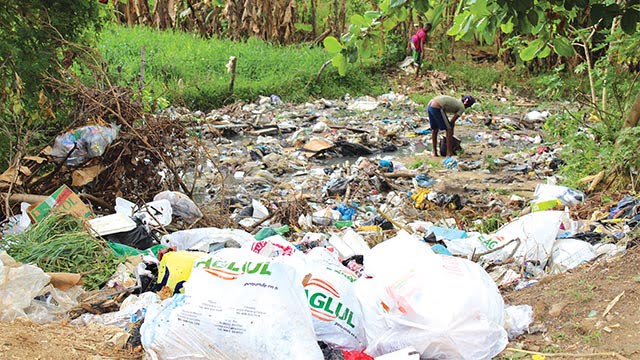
[427,94,475,157]
[408,23,432,79]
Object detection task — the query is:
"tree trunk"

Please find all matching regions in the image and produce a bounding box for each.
[153,0,171,30]
[127,0,137,26]
[136,0,152,25]
[623,89,640,128]
[339,0,346,34]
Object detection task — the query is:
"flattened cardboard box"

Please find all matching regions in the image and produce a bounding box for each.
[28,184,93,223]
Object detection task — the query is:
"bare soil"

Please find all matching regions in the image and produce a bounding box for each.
[0,320,142,360]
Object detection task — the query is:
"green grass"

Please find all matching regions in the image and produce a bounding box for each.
[93,25,389,110]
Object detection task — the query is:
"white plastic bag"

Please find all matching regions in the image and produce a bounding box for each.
[0,251,50,321]
[72,292,160,328]
[504,305,534,338]
[243,235,299,257]
[141,249,323,360]
[482,211,564,266]
[356,240,507,360]
[328,228,370,260]
[533,183,585,206]
[303,248,367,350]
[161,227,254,251]
[154,191,204,224]
[549,238,596,274]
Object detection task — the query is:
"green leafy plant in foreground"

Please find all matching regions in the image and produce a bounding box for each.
[1,213,123,290]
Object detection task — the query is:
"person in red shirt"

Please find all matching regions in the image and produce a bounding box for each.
[408,23,432,79]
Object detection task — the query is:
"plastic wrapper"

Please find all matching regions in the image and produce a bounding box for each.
[50,125,119,166]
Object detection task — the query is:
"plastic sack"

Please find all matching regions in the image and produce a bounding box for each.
[355,239,507,360]
[50,124,119,166]
[304,248,367,350]
[156,250,207,294]
[481,211,564,266]
[160,227,254,252]
[71,292,160,328]
[2,202,32,235]
[141,248,323,360]
[504,305,534,339]
[328,228,371,260]
[533,184,585,207]
[244,235,298,257]
[115,197,172,227]
[548,238,596,274]
[0,251,51,321]
[154,191,203,224]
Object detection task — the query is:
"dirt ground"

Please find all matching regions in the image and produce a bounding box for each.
[0,320,142,360]
[502,245,640,360]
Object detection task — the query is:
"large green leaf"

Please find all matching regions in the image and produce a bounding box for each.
[364,11,382,20]
[538,44,551,58]
[620,9,638,35]
[351,14,368,27]
[500,18,514,33]
[332,53,347,76]
[413,0,430,12]
[527,9,539,25]
[551,37,575,57]
[323,36,343,54]
[520,38,545,61]
[389,0,408,9]
[470,0,490,17]
[383,18,398,31]
[447,12,469,36]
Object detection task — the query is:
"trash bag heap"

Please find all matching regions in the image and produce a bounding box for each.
[0,92,638,359]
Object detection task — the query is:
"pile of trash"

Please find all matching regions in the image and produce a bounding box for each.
[0,93,638,359]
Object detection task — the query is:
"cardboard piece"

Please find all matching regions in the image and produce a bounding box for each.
[72,164,105,187]
[48,272,83,291]
[28,184,93,223]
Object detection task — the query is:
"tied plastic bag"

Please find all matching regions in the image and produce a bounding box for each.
[50,125,119,166]
[153,191,203,224]
[303,248,367,351]
[355,237,507,360]
[141,249,323,360]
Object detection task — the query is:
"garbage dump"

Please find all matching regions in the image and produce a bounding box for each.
[0,92,638,359]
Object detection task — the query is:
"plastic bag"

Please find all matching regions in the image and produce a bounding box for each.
[141,248,323,360]
[243,235,299,257]
[532,184,585,207]
[71,292,160,328]
[355,239,507,360]
[153,191,203,224]
[156,251,207,294]
[160,227,254,252]
[548,238,596,274]
[50,124,119,166]
[481,211,564,266]
[504,305,534,339]
[0,251,51,321]
[304,248,367,350]
[328,228,371,260]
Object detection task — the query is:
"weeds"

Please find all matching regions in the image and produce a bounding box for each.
[93,25,388,110]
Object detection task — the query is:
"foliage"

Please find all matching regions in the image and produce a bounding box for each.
[1,213,124,290]
[0,0,103,95]
[0,0,103,171]
[544,106,640,191]
[95,25,387,110]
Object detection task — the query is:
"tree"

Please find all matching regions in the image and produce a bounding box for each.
[0,0,103,96]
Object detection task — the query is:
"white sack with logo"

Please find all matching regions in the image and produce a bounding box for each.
[355,236,507,360]
[302,247,367,351]
[141,248,323,360]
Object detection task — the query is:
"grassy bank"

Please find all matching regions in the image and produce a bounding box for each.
[96,25,389,110]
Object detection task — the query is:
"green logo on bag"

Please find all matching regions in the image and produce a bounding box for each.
[303,277,355,328]
[195,258,272,279]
